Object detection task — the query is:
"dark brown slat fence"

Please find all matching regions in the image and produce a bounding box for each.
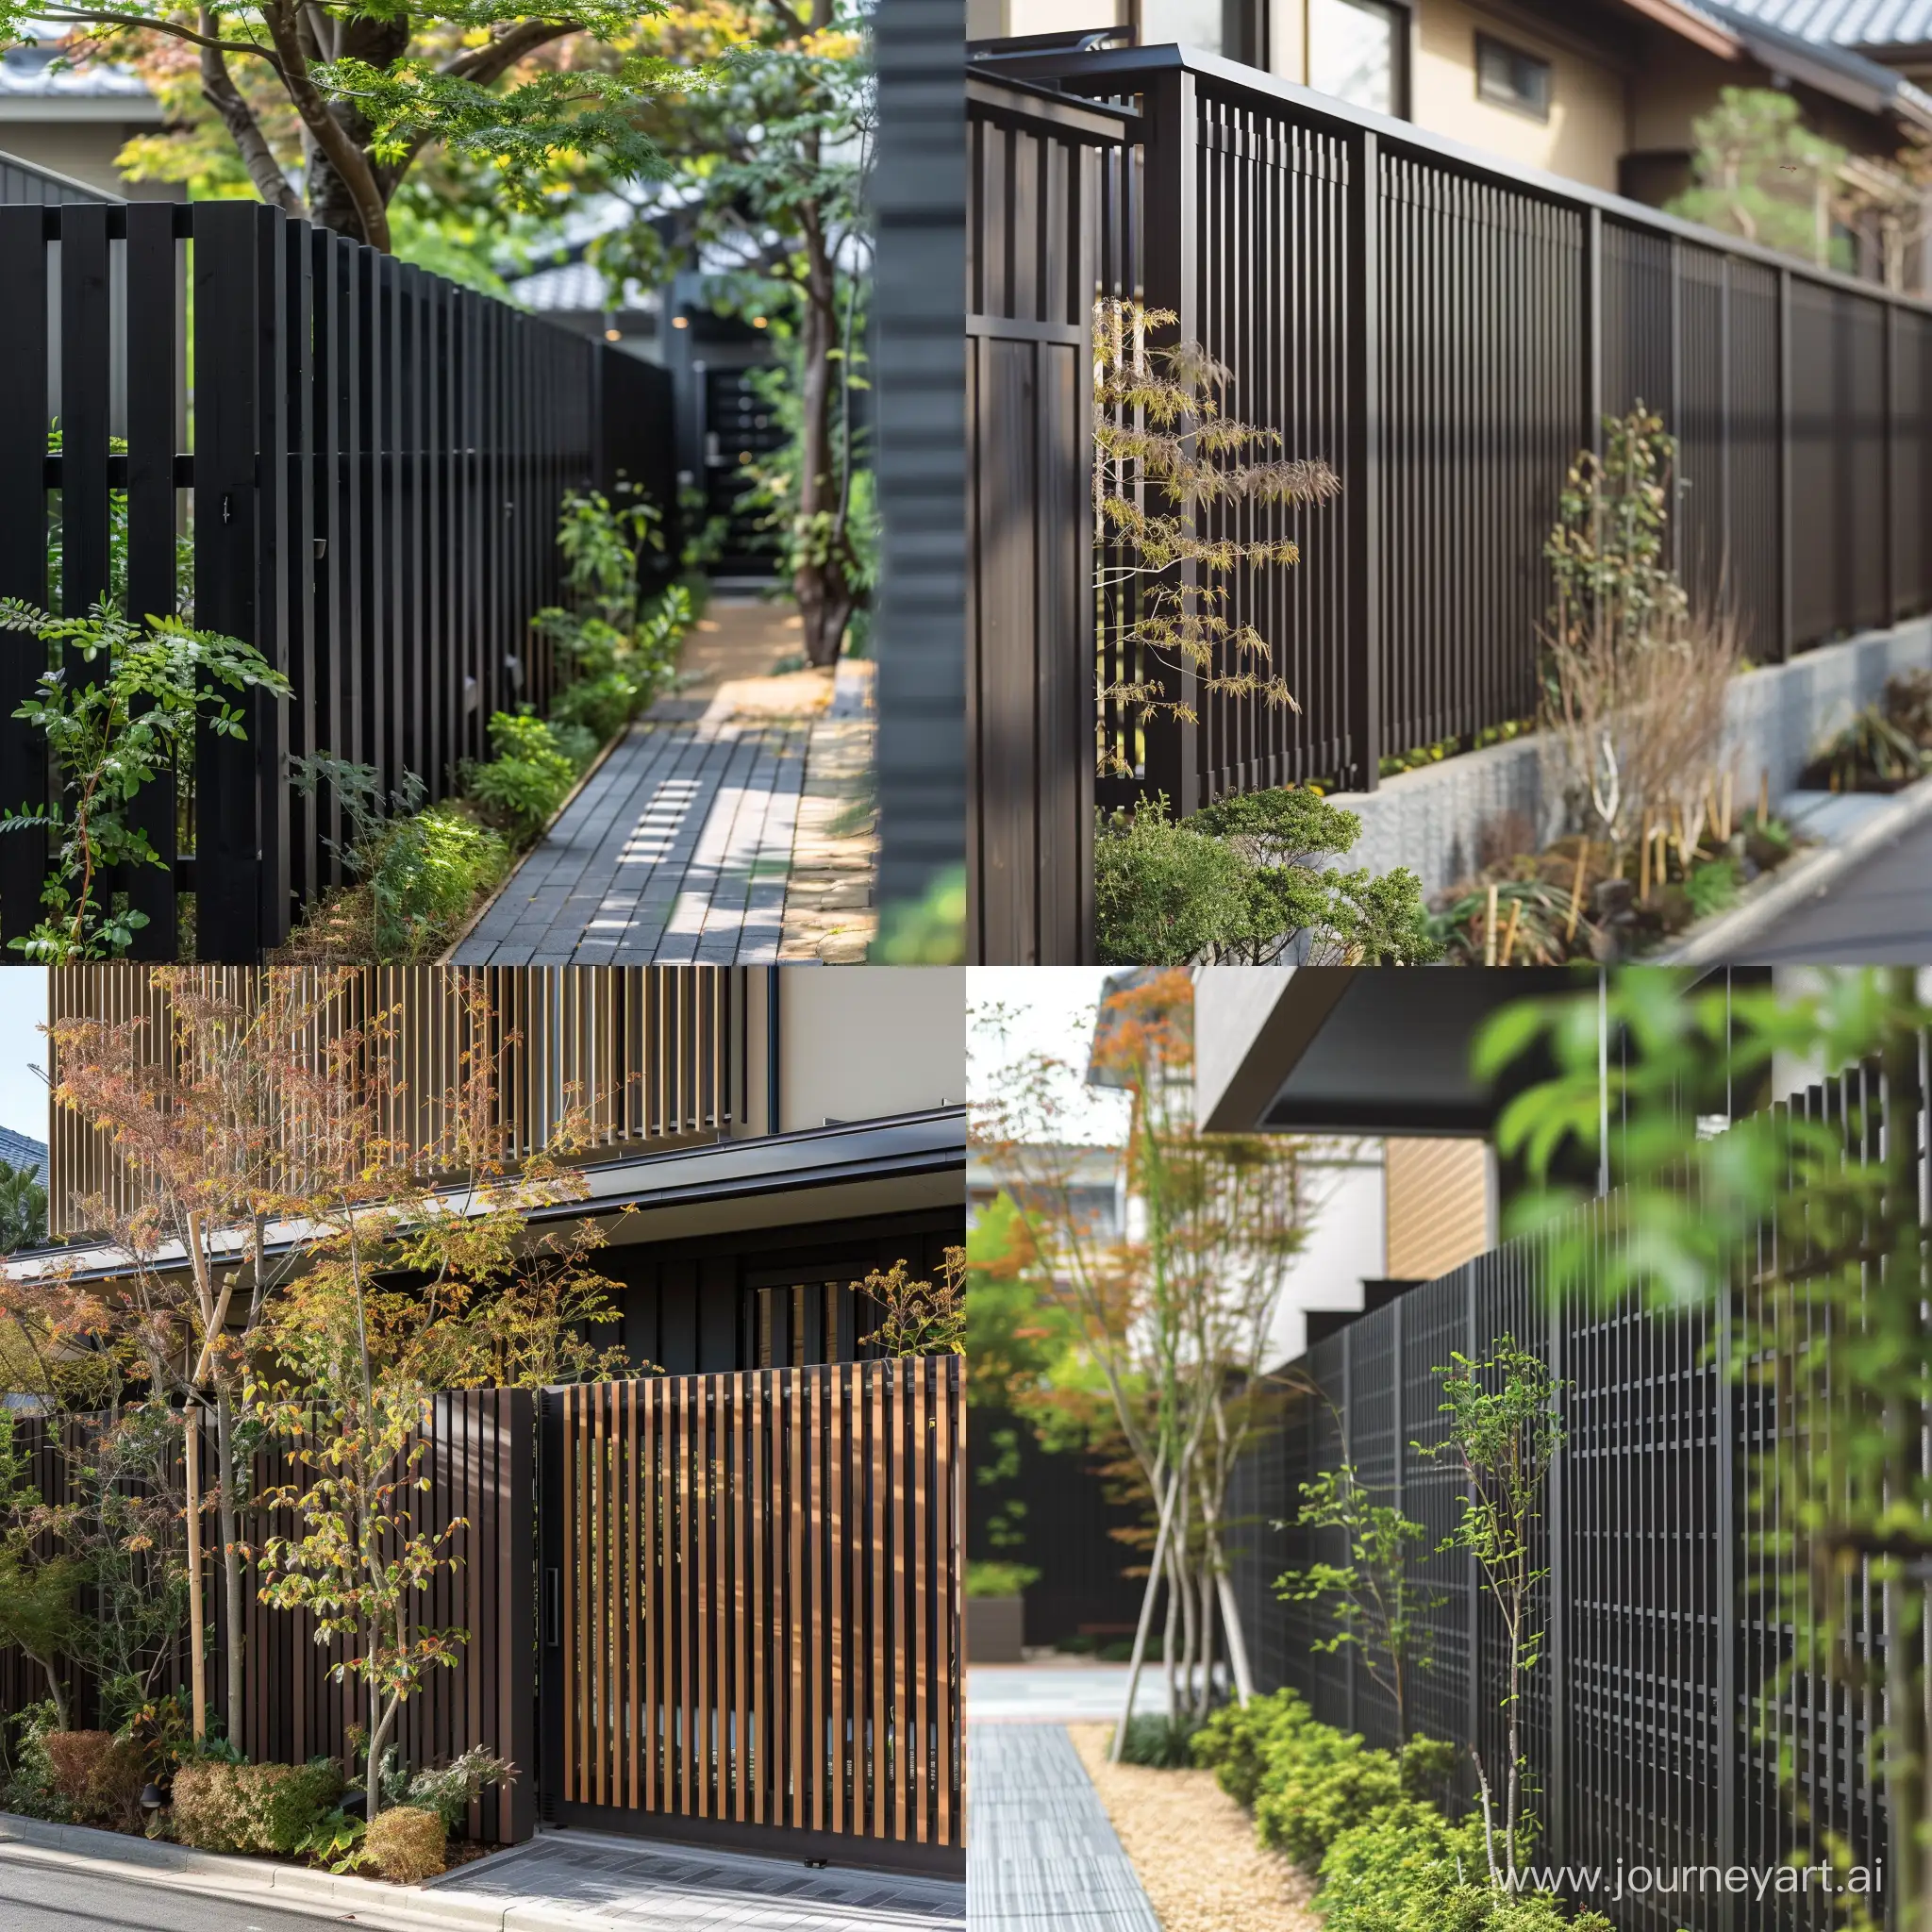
[540,1357,965,1872]
[967,44,1932,960]
[0,201,671,963]
[0,1390,534,1844]
[965,76,1126,965]
[1228,1047,1930,1932]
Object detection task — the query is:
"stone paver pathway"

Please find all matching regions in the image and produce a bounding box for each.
[437,1831,965,1931]
[450,625,877,966]
[966,1723,1159,1932]
[451,718,808,965]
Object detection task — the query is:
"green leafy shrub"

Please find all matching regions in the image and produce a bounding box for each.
[1094,792,1436,965]
[290,758,511,961]
[875,865,966,965]
[1318,1801,1610,1931]
[1191,1689,1318,1810]
[42,1729,145,1830]
[1255,1728,1403,1869]
[468,712,580,841]
[1684,855,1740,921]
[0,1700,65,1820]
[361,1803,447,1881]
[398,1746,515,1835]
[965,1558,1039,1598]
[296,1808,367,1872]
[535,487,691,737]
[1114,1714,1203,1769]
[234,1760,345,1855]
[0,599,289,960]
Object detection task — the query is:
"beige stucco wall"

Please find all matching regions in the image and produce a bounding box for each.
[776,968,964,1136]
[1411,0,1628,192]
[967,0,1119,42]
[0,116,177,199]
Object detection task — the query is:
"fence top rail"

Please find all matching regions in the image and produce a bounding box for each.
[545,1354,961,1399]
[5,195,604,346]
[966,67,1140,140]
[970,38,1932,317]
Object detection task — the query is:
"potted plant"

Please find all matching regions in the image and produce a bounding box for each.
[966,1560,1039,1663]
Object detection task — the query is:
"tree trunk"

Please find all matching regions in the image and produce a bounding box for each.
[38,1656,68,1733]
[1112,1464,1174,1762]
[791,236,857,668]
[214,1384,244,1738]
[1212,1556,1255,1708]
[305,142,381,247]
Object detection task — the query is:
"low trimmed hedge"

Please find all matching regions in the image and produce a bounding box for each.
[171,1758,344,1856]
[1191,1692,1614,1931]
[362,1803,447,1881]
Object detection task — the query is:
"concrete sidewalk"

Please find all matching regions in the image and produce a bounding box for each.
[0,1810,963,1932]
[966,1663,1176,1725]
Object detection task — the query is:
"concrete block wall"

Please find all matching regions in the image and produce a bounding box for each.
[1326,617,1932,903]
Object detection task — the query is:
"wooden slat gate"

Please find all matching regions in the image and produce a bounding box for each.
[539,1358,965,1874]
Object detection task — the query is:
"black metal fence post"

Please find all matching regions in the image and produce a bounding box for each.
[253,205,291,953]
[193,201,266,961]
[1777,264,1794,663]
[1138,62,1198,817]
[0,205,49,947]
[124,202,181,959]
[1345,127,1382,793]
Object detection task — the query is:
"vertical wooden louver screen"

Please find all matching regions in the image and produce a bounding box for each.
[558,1357,964,1849]
[47,965,743,1237]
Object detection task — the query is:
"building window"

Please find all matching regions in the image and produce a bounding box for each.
[1309,0,1407,119]
[1139,0,1262,69]
[1474,31,1552,122]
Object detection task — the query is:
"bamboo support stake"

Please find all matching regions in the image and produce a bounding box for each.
[1484,883,1499,966]
[1639,826,1652,903]
[1565,844,1589,945]
[1498,896,1523,967]
[1759,767,1770,824]
[1721,770,1734,843]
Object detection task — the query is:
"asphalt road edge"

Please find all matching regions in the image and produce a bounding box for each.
[0,1809,572,1930]
[1653,774,1932,967]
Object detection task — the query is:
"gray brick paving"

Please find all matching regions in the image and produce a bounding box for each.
[452,720,810,965]
[965,1724,1158,1932]
[436,1831,964,1931]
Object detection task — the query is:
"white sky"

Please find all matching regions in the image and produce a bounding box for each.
[966,967,1131,1147]
[0,970,47,1141]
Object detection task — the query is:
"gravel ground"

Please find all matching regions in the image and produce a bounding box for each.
[1066,1724,1322,1932]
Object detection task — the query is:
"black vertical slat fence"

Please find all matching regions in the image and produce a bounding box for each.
[966,45,1932,962]
[1229,1046,1930,1932]
[0,200,668,961]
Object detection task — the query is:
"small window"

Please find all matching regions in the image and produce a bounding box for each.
[1475,32,1551,122]
[1310,0,1407,117]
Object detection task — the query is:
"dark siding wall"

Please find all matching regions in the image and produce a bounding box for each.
[600,1208,964,1374]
